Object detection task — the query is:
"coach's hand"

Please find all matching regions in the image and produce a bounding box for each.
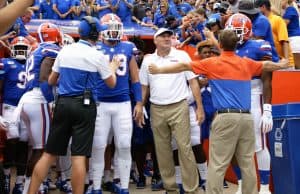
[260,104,273,133]
[196,107,205,125]
[148,64,159,74]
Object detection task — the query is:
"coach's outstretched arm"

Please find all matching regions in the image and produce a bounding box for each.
[262,58,289,71]
[148,62,192,74]
[0,0,34,35]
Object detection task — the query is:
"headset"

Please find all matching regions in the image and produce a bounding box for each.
[81,16,99,41]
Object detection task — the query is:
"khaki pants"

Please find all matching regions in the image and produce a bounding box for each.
[151,100,199,194]
[207,113,258,194]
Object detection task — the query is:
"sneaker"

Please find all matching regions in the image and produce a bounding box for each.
[144,160,153,177]
[151,178,164,191]
[4,175,10,194]
[259,191,271,194]
[46,178,56,190]
[111,180,121,193]
[84,185,93,194]
[55,176,62,189]
[178,184,184,194]
[120,188,129,194]
[199,179,206,191]
[101,181,113,192]
[12,183,24,194]
[42,181,49,193]
[92,189,102,194]
[60,180,72,194]
[136,177,146,189]
[130,169,138,183]
[223,180,229,188]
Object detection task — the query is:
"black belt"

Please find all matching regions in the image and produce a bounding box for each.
[58,95,84,99]
[216,108,250,114]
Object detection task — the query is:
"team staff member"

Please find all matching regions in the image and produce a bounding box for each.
[148,30,288,194]
[27,16,119,194]
[140,28,204,194]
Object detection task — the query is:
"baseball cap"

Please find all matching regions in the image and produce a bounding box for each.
[238,0,260,15]
[78,17,103,38]
[154,28,174,38]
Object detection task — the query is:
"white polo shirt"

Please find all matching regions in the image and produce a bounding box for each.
[139,47,196,105]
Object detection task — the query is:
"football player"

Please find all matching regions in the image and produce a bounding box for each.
[91,13,143,194]
[0,36,31,194]
[15,22,61,194]
[225,13,277,194]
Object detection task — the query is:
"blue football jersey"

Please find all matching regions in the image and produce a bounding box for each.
[25,42,60,101]
[236,39,272,61]
[0,58,26,106]
[236,39,272,79]
[96,41,136,102]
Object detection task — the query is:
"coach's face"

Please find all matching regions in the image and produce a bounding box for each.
[154,32,172,50]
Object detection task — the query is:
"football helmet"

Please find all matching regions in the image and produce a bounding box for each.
[63,33,75,45]
[37,22,62,44]
[10,36,32,60]
[225,13,252,44]
[100,13,123,41]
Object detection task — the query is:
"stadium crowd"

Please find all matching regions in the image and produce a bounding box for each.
[0,0,298,194]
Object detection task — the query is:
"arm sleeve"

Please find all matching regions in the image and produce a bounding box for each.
[190,59,208,76]
[97,52,112,80]
[244,57,263,77]
[277,18,289,42]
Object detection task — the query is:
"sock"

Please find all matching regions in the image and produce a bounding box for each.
[233,166,242,180]
[117,148,131,189]
[22,177,31,194]
[259,170,270,185]
[4,168,10,176]
[104,170,111,183]
[237,180,242,192]
[198,162,207,181]
[16,176,24,184]
[175,166,182,184]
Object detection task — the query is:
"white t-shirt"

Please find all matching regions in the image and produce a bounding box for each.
[139,47,197,105]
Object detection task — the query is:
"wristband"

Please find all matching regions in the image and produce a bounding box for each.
[263,104,272,112]
[131,82,142,102]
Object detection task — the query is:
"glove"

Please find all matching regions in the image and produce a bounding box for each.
[0,116,9,131]
[260,104,273,133]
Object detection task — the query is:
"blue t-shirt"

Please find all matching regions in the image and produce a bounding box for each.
[111,0,133,24]
[142,16,153,24]
[53,0,73,19]
[31,0,40,19]
[97,0,112,20]
[40,0,55,19]
[283,6,300,37]
[252,13,279,62]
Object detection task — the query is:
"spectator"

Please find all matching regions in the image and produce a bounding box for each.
[53,0,74,20]
[40,0,55,19]
[140,7,156,28]
[29,0,40,19]
[153,2,169,28]
[132,0,148,24]
[148,29,289,194]
[96,0,113,20]
[27,16,119,194]
[73,0,98,20]
[139,28,203,194]
[282,0,300,69]
[256,0,295,68]
[174,0,194,17]
[111,0,134,24]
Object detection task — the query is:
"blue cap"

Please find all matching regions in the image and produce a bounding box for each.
[78,17,102,37]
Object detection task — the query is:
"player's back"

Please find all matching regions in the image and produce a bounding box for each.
[96,41,136,102]
[25,42,60,91]
[236,39,271,94]
[0,58,26,106]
